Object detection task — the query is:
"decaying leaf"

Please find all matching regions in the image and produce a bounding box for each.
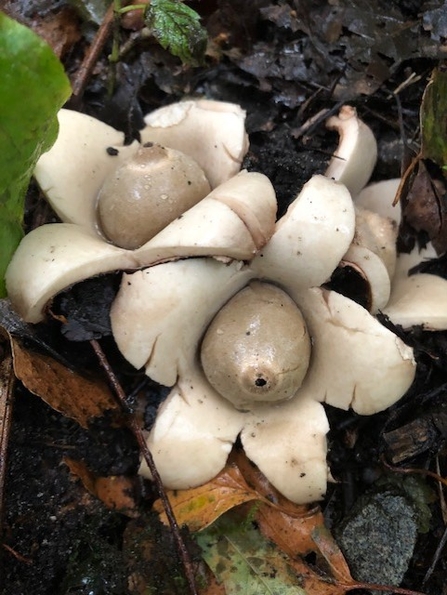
[238,0,438,104]
[399,158,447,252]
[196,507,416,595]
[255,501,324,559]
[195,509,366,595]
[397,67,447,254]
[153,451,401,593]
[153,461,268,531]
[197,511,308,595]
[9,336,120,427]
[65,457,138,515]
[32,6,81,58]
[311,525,353,585]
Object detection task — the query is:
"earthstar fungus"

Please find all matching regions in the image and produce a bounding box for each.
[97,143,211,249]
[6,101,437,504]
[5,100,253,323]
[110,174,416,503]
[328,109,447,328]
[355,179,447,330]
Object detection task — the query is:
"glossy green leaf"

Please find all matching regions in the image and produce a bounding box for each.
[196,512,307,595]
[0,13,71,296]
[144,0,207,66]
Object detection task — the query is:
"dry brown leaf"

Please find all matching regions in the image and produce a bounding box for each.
[29,6,81,58]
[311,524,354,584]
[255,501,324,558]
[288,555,351,595]
[10,337,120,428]
[65,457,138,515]
[154,462,269,531]
[398,157,447,254]
[65,457,96,493]
[396,69,447,255]
[229,448,328,556]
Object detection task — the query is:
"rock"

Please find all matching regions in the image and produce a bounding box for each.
[337,490,418,591]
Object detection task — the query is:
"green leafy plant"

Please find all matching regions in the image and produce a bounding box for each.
[0,12,71,297]
[119,0,208,66]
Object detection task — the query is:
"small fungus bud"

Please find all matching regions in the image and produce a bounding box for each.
[200,281,311,410]
[97,144,211,249]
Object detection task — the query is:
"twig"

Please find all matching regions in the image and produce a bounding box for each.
[382,456,447,489]
[90,339,198,595]
[71,3,116,103]
[342,581,427,595]
[421,524,447,587]
[2,543,32,565]
[0,341,15,536]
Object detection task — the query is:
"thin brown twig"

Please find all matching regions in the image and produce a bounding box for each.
[2,543,33,565]
[342,580,427,595]
[71,3,116,103]
[0,341,15,536]
[90,339,198,595]
[381,455,447,489]
[422,523,447,588]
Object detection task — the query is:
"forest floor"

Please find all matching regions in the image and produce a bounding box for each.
[1,1,447,594]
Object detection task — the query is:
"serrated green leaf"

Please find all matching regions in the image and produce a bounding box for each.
[144,0,207,66]
[0,13,71,296]
[196,512,307,595]
[420,67,447,168]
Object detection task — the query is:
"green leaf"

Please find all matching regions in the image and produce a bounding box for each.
[144,0,207,66]
[0,13,71,297]
[420,67,447,168]
[196,512,307,595]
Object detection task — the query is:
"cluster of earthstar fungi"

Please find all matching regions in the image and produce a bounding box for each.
[6,100,447,504]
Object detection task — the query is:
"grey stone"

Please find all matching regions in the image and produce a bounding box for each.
[337,491,418,592]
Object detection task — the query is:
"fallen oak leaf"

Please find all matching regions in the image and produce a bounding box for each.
[153,461,271,531]
[9,336,120,428]
[153,453,427,594]
[255,501,324,558]
[311,524,353,584]
[231,448,329,557]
